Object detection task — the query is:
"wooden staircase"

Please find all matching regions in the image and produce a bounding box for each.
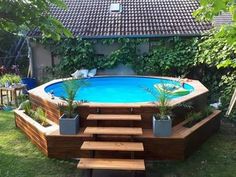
[84,127,143,135]
[77,114,145,176]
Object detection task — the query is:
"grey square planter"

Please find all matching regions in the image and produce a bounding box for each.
[153,115,172,137]
[59,114,79,135]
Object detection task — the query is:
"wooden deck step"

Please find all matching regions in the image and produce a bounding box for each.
[78,158,145,171]
[81,141,144,151]
[84,127,143,135]
[87,114,142,121]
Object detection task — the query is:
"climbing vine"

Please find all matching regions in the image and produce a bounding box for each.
[40,38,146,77]
[133,37,198,77]
[40,36,236,119]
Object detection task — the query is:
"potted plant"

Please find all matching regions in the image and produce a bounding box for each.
[0,75,10,87]
[59,78,85,135]
[12,74,21,86]
[153,90,172,137]
[0,74,21,87]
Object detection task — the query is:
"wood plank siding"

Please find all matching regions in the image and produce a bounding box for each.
[15,108,221,160]
[15,112,48,155]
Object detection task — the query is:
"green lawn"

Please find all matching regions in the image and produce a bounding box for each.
[0,111,236,177]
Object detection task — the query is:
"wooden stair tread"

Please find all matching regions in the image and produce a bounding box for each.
[81,141,144,151]
[84,127,143,135]
[87,114,141,121]
[78,158,145,170]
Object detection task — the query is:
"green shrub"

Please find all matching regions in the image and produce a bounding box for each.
[21,100,32,116]
[220,71,236,120]
[134,37,198,77]
[34,107,49,126]
[185,106,214,127]
[0,74,21,85]
[17,94,28,105]
[195,31,236,119]
[185,112,202,126]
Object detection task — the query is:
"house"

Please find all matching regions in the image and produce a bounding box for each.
[27,0,230,79]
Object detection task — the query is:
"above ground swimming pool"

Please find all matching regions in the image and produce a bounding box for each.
[44,76,194,103]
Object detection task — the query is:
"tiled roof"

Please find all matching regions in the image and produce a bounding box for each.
[29,0,213,38]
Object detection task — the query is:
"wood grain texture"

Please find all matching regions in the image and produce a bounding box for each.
[87,114,142,121]
[84,127,143,135]
[29,94,61,124]
[29,92,208,128]
[15,113,48,155]
[81,141,144,151]
[15,107,221,160]
[78,158,145,170]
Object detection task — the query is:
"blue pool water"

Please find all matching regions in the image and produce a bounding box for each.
[45,76,194,103]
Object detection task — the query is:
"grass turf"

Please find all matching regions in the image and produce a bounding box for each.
[0,111,236,177]
[0,111,82,177]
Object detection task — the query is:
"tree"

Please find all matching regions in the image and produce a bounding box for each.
[194,0,236,118]
[193,0,236,47]
[0,0,72,40]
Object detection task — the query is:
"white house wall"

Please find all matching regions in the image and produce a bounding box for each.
[32,41,150,80]
[31,43,52,80]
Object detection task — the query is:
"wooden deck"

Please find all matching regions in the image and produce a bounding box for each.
[81,141,144,151]
[84,127,143,135]
[14,76,224,174]
[78,158,145,171]
[29,88,208,128]
[87,114,142,121]
[15,109,221,160]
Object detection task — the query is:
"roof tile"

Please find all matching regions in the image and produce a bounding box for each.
[29,0,214,38]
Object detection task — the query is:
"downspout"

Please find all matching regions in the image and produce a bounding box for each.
[26,37,34,77]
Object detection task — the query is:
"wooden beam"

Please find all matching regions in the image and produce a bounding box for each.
[78,158,145,171]
[81,141,144,151]
[84,127,143,135]
[87,114,142,121]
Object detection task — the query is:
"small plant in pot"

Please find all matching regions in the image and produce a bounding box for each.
[59,78,85,135]
[153,90,172,137]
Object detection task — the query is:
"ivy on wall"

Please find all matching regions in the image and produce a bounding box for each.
[133,37,198,77]
[41,37,199,78]
[41,38,147,77]
[98,38,145,69]
[39,35,236,119]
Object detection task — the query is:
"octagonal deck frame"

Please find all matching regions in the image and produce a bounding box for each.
[28,76,209,125]
[29,75,209,108]
[15,76,221,160]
